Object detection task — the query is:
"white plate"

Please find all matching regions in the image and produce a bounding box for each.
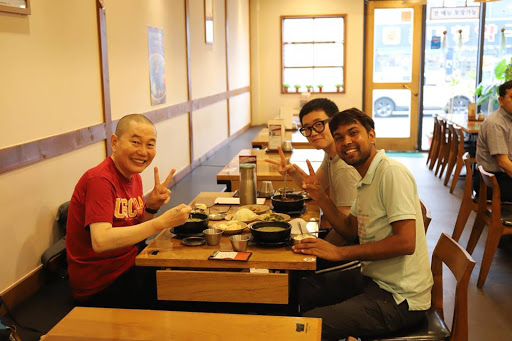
[225,211,259,223]
[240,204,270,215]
[213,221,248,235]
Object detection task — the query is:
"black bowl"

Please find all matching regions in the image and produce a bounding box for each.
[250,221,292,243]
[173,213,209,235]
[270,194,305,213]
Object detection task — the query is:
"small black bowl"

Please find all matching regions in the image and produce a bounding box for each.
[270,194,305,213]
[173,213,209,235]
[250,221,292,244]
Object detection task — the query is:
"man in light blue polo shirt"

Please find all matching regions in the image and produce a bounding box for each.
[293,108,433,340]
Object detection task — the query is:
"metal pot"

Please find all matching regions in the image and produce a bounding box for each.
[173,213,209,234]
[250,221,291,243]
[271,194,305,213]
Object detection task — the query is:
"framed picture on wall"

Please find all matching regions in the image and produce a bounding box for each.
[0,0,31,15]
[204,0,213,44]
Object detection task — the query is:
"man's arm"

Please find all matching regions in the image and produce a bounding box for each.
[90,204,191,253]
[293,219,416,261]
[496,154,512,177]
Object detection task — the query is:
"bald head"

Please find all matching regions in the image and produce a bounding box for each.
[115,114,155,138]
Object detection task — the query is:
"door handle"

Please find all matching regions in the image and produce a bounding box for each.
[403,84,418,97]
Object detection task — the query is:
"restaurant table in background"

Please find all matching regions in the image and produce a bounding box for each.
[440,113,481,134]
[252,127,313,149]
[217,148,324,191]
[43,307,322,341]
[136,192,319,305]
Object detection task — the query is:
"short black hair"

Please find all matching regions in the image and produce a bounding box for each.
[115,114,155,137]
[299,98,339,124]
[498,80,512,98]
[329,108,375,134]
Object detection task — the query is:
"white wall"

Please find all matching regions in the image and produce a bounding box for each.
[250,0,365,124]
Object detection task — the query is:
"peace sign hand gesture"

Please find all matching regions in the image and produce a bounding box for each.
[146,167,175,211]
[293,160,328,202]
[264,146,296,177]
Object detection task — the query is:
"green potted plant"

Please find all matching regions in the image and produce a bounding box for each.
[317,84,324,93]
[283,84,290,93]
[475,56,512,112]
[306,85,313,93]
[294,84,301,93]
[335,84,343,92]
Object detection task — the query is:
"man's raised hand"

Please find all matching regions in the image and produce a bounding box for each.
[294,160,327,201]
[146,167,175,211]
[264,146,296,177]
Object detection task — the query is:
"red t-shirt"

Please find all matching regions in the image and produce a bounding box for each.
[66,157,144,300]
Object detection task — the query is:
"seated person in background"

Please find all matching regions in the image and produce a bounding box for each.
[293,108,433,340]
[66,114,192,308]
[475,80,512,202]
[265,98,360,245]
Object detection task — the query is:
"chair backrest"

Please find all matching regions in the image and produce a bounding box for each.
[462,152,473,201]
[56,201,70,238]
[431,233,475,341]
[477,165,502,219]
[420,199,432,233]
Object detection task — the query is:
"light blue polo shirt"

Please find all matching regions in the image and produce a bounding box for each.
[350,150,433,310]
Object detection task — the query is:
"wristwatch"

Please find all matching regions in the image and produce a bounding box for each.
[145,206,160,214]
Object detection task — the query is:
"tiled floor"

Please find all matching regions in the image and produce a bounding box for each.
[10,127,512,340]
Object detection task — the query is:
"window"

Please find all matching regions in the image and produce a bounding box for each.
[281,15,346,94]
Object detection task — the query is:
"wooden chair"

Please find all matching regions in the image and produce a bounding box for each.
[434,119,450,177]
[427,114,441,168]
[365,233,475,341]
[465,166,512,288]
[420,199,432,233]
[443,124,459,187]
[428,116,442,170]
[451,153,478,242]
[449,127,475,193]
[437,122,454,179]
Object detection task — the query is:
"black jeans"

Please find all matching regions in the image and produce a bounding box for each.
[75,266,157,310]
[300,272,426,340]
[473,169,512,202]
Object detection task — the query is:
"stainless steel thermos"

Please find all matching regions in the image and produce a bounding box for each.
[239,163,257,205]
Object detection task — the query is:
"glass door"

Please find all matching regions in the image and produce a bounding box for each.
[365,1,424,151]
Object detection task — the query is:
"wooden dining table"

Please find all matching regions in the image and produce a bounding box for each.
[216,148,324,191]
[43,307,322,341]
[439,113,481,134]
[252,127,313,149]
[136,192,319,305]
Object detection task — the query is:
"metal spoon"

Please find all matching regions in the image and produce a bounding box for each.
[283,171,287,200]
[298,220,306,236]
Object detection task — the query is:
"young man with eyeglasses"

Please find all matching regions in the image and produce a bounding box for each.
[266,98,360,241]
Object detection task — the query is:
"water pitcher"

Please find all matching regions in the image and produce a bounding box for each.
[239,163,257,205]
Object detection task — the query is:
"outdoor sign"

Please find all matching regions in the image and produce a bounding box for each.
[430,6,480,20]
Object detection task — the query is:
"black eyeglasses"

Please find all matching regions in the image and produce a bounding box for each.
[299,119,329,137]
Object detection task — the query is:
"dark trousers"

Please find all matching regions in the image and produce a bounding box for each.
[74,266,157,310]
[299,271,426,340]
[473,169,512,202]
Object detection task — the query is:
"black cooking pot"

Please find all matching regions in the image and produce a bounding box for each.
[173,213,209,234]
[250,221,291,243]
[271,194,305,213]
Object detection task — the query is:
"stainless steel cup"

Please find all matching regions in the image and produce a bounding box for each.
[203,228,223,246]
[229,234,250,251]
[281,140,293,152]
[259,181,274,197]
